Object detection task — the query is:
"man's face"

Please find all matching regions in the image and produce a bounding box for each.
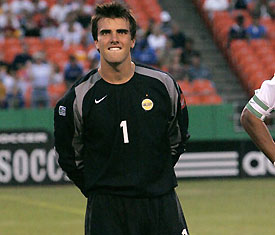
[94,18,135,66]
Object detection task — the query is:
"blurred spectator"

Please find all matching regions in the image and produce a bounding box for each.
[21,10,40,37]
[168,50,190,81]
[64,55,83,89]
[40,17,59,39]
[0,52,9,70]
[49,0,71,24]
[11,43,32,70]
[87,47,100,69]
[75,0,94,29]
[232,0,248,9]
[2,68,24,108]
[9,0,34,15]
[144,18,156,38]
[169,22,186,50]
[132,38,158,66]
[203,0,230,18]
[27,52,53,108]
[180,37,199,65]
[270,2,275,20]
[0,64,6,108]
[158,39,175,69]
[252,0,272,18]
[188,52,212,81]
[0,77,6,108]
[0,0,9,13]
[228,14,247,47]
[52,64,64,84]
[246,13,267,39]
[31,0,48,14]
[160,11,173,36]
[147,24,167,51]
[0,10,21,39]
[58,14,84,49]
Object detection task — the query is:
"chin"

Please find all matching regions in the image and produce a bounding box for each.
[106,57,127,65]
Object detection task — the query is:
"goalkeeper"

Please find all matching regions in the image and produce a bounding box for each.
[54,2,190,235]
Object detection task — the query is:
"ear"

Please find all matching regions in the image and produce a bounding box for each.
[131,38,136,49]
[94,40,99,50]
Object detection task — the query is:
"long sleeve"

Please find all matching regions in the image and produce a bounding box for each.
[54,90,87,197]
[169,83,190,166]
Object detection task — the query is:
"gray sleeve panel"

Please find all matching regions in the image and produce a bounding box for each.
[72,72,101,169]
[135,66,182,149]
[74,72,101,117]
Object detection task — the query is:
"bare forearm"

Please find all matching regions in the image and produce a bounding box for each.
[241,108,275,163]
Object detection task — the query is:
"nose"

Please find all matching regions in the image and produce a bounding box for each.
[110,32,119,43]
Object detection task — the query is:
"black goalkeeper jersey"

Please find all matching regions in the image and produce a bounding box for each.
[54,64,189,197]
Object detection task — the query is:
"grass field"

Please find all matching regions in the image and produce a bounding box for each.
[1,178,275,235]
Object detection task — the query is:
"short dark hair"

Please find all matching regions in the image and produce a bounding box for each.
[91,1,137,41]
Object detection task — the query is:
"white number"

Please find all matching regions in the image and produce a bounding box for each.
[120,120,129,143]
[182,229,188,235]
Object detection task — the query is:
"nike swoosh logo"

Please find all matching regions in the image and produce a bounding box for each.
[95,95,107,104]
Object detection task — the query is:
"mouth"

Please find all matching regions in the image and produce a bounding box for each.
[108,47,122,51]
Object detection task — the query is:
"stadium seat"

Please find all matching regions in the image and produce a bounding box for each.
[28,45,44,55]
[24,37,43,47]
[192,79,216,96]
[66,45,87,61]
[3,46,23,63]
[3,38,21,50]
[24,85,32,108]
[194,0,275,98]
[140,0,162,23]
[185,95,202,106]
[201,94,222,105]
[249,39,270,50]
[255,47,272,59]
[43,38,63,49]
[231,10,252,27]
[177,80,194,97]
[48,82,67,106]
[47,52,68,69]
[230,39,249,51]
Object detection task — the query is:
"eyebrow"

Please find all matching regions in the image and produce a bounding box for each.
[99,29,129,35]
[117,29,129,33]
[99,29,111,35]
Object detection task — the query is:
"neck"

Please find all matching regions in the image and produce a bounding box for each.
[98,60,135,84]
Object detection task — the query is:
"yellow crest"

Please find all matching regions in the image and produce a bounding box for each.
[142,98,154,111]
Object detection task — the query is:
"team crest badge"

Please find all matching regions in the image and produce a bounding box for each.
[59,106,66,116]
[142,98,154,111]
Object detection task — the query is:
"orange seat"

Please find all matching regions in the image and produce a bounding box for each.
[240,62,262,78]
[201,94,222,105]
[43,38,63,48]
[3,38,21,48]
[249,39,270,49]
[192,79,216,96]
[267,30,275,40]
[230,39,249,51]
[48,82,67,107]
[24,37,42,46]
[48,55,68,70]
[66,45,86,58]
[28,45,44,55]
[3,46,23,63]
[24,85,32,108]
[185,95,202,106]
[177,80,194,96]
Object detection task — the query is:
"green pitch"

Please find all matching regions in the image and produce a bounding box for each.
[1,179,275,235]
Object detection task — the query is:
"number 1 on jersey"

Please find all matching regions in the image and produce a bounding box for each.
[120,120,129,144]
